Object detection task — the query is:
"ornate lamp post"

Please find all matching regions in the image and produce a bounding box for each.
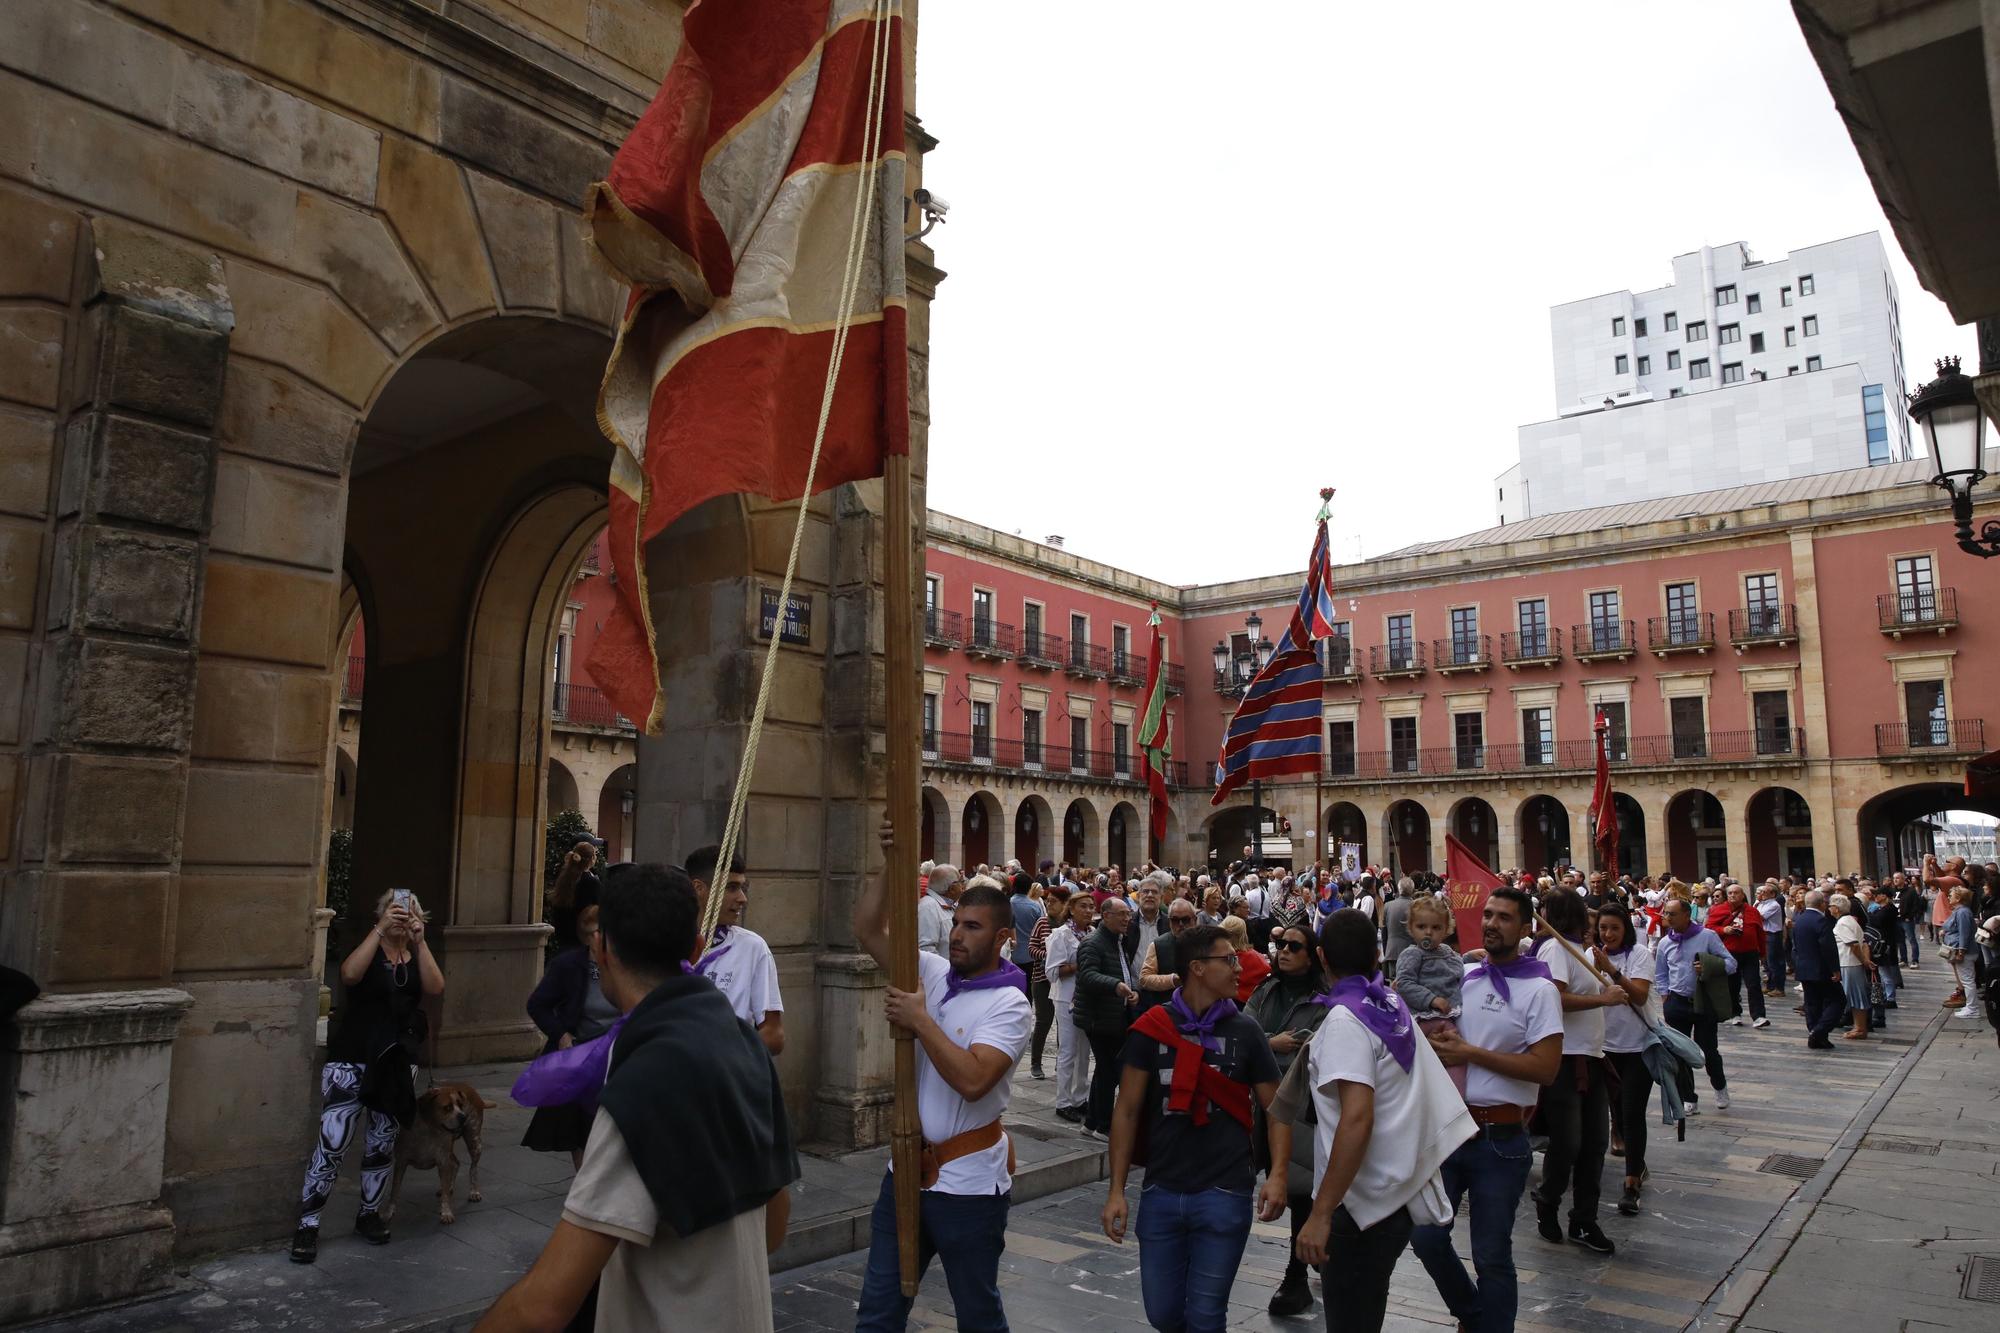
[1212,609,1277,864]
[1909,356,1996,557]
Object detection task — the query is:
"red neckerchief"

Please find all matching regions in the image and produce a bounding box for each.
[1129,1003,1252,1130]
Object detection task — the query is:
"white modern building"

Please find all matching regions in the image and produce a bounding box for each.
[1498,233,1911,523]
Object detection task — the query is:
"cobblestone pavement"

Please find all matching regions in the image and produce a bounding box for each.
[775,959,1980,1333]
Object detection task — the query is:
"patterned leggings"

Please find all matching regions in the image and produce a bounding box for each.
[298,1060,400,1228]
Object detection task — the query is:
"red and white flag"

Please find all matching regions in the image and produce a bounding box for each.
[584,0,909,732]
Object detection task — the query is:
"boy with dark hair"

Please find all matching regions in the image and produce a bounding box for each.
[1101,923,1283,1331]
[476,864,797,1332]
[686,844,784,1055]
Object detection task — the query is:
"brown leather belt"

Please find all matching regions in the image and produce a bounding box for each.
[919,1120,1014,1189]
[1467,1103,1527,1126]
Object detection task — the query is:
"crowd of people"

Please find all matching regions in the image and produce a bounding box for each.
[285,831,2000,1333]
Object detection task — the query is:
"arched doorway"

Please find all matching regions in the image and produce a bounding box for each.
[1856,783,2000,880]
[1015,795,1053,868]
[921,786,948,863]
[1206,803,1274,868]
[1665,789,1726,881]
[1747,787,1814,881]
[962,790,1001,869]
[1518,795,1571,874]
[1448,797,1499,869]
[1324,801,1368,871]
[1386,800,1431,876]
[546,759,580,817]
[1108,801,1140,871]
[596,764,636,863]
[1064,798,1098,866]
[1611,793,1646,878]
[331,747,358,831]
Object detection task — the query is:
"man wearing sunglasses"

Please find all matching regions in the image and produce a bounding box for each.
[1101,925,1282,1331]
[1136,900,1200,1013]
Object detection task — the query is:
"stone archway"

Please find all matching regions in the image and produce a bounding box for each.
[1518,795,1571,874]
[1856,782,2000,879]
[962,790,1002,869]
[1108,801,1141,871]
[596,764,637,863]
[1747,786,1814,881]
[1064,797,1099,865]
[1448,796,1499,868]
[1386,800,1431,876]
[1666,789,1726,881]
[546,758,580,816]
[1324,801,1368,870]
[1611,793,1647,877]
[1205,802,1274,868]
[1014,794,1054,868]
[921,785,949,863]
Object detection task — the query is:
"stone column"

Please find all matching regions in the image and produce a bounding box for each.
[1723,791,1754,886]
[1640,790,1672,883]
[0,221,230,1322]
[1788,531,1846,873]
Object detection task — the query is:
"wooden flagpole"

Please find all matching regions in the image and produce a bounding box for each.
[881,450,923,1296]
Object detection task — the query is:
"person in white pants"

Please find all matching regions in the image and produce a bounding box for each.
[1046,894,1095,1120]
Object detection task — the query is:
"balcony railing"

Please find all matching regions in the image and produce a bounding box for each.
[342,654,365,704]
[1877,588,1958,634]
[1369,642,1425,678]
[1317,728,1808,781]
[1433,634,1491,673]
[1019,629,1063,669]
[1163,660,1185,695]
[1067,641,1109,678]
[1109,649,1142,685]
[553,682,635,732]
[964,618,1017,659]
[1875,719,1984,757]
[925,730,1188,785]
[1728,604,1797,647]
[924,607,963,648]
[1320,641,1359,681]
[1501,627,1561,666]
[1573,620,1637,660]
[1648,611,1715,653]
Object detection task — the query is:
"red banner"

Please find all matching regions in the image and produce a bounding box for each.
[1444,833,1503,953]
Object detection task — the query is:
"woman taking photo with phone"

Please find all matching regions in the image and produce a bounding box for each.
[1246,921,1332,1318]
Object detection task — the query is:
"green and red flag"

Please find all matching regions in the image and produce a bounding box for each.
[1136,604,1172,854]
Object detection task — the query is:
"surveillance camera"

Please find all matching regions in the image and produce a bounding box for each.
[915,188,950,216]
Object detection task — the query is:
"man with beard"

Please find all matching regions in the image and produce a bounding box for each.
[854,822,1032,1332]
[687,845,784,1056]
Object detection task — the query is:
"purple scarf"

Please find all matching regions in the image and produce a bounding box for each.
[1666,920,1703,945]
[1168,989,1239,1052]
[1463,953,1552,1003]
[942,958,1028,1007]
[1314,972,1416,1072]
[694,925,733,977]
[511,1012,629,1108]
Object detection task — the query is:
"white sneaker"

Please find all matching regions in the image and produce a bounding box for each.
[1727,1017,1745,1026]
[1715,1088,1732,1110]
[1683,1099,1701,1116]
[1752,1017,1770,1029]
[1954,1005,1979,1019]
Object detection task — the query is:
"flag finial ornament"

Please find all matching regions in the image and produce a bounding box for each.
[1315,488,1335,522]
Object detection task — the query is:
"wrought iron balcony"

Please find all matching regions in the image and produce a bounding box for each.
[1066,641,1109,679]
[1728,604,1797,649]
[1019,629,1062,669]
[553,682,635,732]
[1572,620,1637,661]
[1369,642,1425,679]
[1648,611,1715,654]
[926,730,1188,785]
[1877,588,1958,636]
[1109,650,1143,685]
[1433,634,1492,674]
[963,618,1017,660]
[1875,719,1984,758]
[1163,661,1185,695]
[341,654,365,704]
[1319,640,1359,682]
[923,607,963,648]
[1501,627,1562,667]
[1316,728,1808,783]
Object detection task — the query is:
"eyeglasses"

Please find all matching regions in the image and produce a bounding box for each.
[1192,951,1241,967]
[1275,939,1311,954]
[1168,915,1195,928]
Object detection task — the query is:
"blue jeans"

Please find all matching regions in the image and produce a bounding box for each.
[1901,919,1919,964]
[1765,934,1787,990]
[1411,1126,1535,1333]
[1134,1184,1253,1332]
[856,1171,1010,1332]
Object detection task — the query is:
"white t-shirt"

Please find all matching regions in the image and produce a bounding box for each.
[905,952,1032,1195]
[1045,922,1088,1005]
[1834,913,1866,967]
[1309,1007,1474,1228]
[1456,966,1563,1109]
[701,926,782,1027]
[917,892,953,958]
[1601,943,1656,1054]
[1536,937,1605,1057]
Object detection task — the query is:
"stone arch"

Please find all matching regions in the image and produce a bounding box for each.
[546,758,580,816]
[1157,801,1183,870]
[921,785,950,863]
[1324,801,1369,870]
[595,764,637,863]
[961,790,1002,870]
[1610,792,1647,878]
[1108,800,1142,871]
[1063,798,1099,865]
[1448,796,1499,869]
[331,747,358,831]
[1204,802,1274,869]
[1746,786,1814,882]
[1665,789,1725,881]
[1385,799,1432,876]
[1856,782,2000,880]
[1014,794,1054,869]
[1517,795,1572,874]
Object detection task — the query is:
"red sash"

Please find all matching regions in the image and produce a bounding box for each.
[1129,1004,1253,1131]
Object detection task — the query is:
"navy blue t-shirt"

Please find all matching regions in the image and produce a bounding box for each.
[1121,1010,1279,1193]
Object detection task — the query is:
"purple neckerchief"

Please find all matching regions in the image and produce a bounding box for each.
[1463,953,1553,1003]
[942,958,1028,1007]
[694,925,733,977]
[1666,921,1704,945]
[1168,989,1239,1052]
[511,1012,629,1108]
[1315,972,1416,1072]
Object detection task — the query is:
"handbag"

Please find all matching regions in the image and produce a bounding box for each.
[1938,942,1957,962]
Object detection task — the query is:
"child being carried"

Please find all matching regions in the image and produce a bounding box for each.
[1393,896,1467,1095]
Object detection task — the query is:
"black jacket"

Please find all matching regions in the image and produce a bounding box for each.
[1791,908,1838,983]
[1136,931,1182,1014]
[1073,925,1140,1037]
[526,945,592,1056]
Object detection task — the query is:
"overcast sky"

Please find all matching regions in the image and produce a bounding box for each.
[913,1,1977,585]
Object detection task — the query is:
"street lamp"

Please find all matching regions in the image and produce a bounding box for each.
[1910,355,1997,557]
[1213,607,1279,865]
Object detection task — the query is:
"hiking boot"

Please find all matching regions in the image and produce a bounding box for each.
[1569,1221,1616,1255]
[1534,1195,1563,1244]
[1617,1185,1641,1217]
[289,1226,319,1264]
[1268,1268,1314,1317]
[353,1211,391,1245]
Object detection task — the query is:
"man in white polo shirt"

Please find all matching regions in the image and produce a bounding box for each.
[854,822,1032,1332]
[686,845,784,1056]
[1410,885,1562,1333]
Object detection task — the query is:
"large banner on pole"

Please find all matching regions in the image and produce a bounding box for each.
[1338,842,1361,882]
[1444,833,1503,953]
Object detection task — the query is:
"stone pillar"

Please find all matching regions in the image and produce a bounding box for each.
[1788,531,1846,873]
[1641,792,1671,884]
[0,221,230,1321]
[1723,791,1754,886]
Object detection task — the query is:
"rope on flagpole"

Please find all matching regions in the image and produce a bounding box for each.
[699,0,898,942]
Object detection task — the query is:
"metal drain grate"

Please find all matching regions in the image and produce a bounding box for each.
[1756,1153,1822,1179]
[1863,1135,1941,1155]
[1962,1255,2000,1303]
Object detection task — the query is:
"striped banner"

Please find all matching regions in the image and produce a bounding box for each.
[583,0,909,732]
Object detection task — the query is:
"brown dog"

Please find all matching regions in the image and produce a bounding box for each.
[385,1083,492,1225]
